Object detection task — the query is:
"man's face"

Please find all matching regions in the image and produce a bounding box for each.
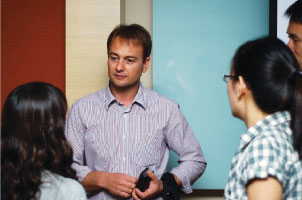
[108,36,150,91]
[287,21,302,69]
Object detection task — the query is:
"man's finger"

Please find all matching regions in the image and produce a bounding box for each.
[135,188,147,199]
[123,179,136,190]
[147,170,157,181]
[132,189,142,200]
[126,174,138,184]
[120,191,132,198]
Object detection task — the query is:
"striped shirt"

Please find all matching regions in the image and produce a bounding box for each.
[65,83,206,200]
[224,111,302,200]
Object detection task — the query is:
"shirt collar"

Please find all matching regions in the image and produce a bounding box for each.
[104,82,147,110]
[133,83,147,109]
[239,111,290,148]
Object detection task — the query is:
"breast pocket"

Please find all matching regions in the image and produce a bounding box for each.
[134,130,163,167]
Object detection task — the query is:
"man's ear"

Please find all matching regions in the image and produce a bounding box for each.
[237,76,248,99]
[143,57,151,73]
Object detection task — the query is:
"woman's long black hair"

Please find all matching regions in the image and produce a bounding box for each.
[232,37,302,159]
[1,82,77,199]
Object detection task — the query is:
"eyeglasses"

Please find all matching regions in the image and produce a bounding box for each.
[223,74,238,83]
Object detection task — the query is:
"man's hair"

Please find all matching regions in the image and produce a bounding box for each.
[107,24,152,62]
[285,0,302,24]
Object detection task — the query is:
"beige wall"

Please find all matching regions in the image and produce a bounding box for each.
[66,0,223,199]
[66,0,120,106]
[121,0,153,89]
[66,0,152,106]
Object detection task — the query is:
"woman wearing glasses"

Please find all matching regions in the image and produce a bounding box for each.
[1,82,87,200]
[224,37,302,199]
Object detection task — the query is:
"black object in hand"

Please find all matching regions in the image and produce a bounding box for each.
[136,168,151,192]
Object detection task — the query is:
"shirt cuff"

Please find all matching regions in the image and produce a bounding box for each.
[170,169,192,194]
[72,163,92,182]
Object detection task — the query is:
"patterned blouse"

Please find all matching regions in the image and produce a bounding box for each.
[224,111,302,200]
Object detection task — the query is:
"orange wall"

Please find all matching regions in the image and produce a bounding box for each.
[1,0,65,110]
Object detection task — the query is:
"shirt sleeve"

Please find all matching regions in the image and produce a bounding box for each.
[238,132,289,189]
[65,102,92,182]
[165,104,207,193]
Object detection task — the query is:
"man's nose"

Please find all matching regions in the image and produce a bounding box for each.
[116,60,125,71]
[287,39,295,53]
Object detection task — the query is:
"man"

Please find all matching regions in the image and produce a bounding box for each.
[285,0,302,70]
[65,24,206,200]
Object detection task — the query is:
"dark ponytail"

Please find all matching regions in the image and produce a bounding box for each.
[232,37,302,159]
[290,71,302,159]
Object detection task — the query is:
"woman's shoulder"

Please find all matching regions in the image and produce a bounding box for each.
[245,125,301,177]
[38,171,87,200]
[55,174,86,195]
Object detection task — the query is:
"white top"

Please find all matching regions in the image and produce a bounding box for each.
[37,170,87,200]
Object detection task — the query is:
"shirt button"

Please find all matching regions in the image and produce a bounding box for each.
[122,157,126,161]
[122,135,126,139]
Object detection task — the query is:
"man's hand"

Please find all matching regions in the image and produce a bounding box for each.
[103,172,138,198]
[132,171,163,200]
[82,171,137,198]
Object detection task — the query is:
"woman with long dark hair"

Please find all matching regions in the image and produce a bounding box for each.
[224,37,302,199]
[1,82,87,200]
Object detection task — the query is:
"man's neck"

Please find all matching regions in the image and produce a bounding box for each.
[110,84,139,108]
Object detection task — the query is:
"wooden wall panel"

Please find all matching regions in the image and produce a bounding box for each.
[122,0,153,89]
[66,0,120,107]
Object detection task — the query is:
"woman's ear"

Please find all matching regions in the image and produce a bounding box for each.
[237,76,249,99]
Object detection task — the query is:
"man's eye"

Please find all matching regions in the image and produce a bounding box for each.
[288,35,299,43]
[111,56,118,61]
[294,38,300,43]
[127,59,134,63]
